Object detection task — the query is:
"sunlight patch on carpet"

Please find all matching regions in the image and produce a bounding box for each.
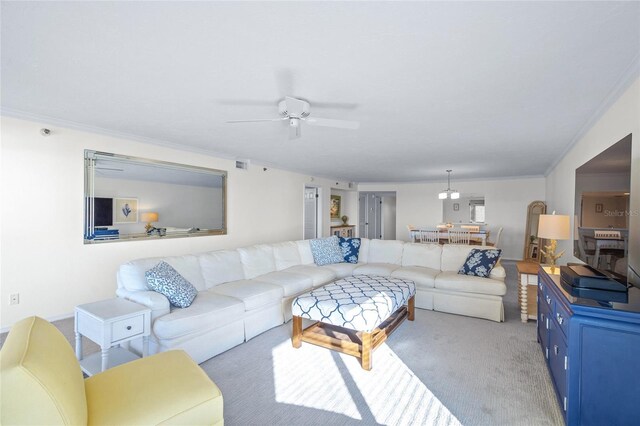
[272,339,461,425]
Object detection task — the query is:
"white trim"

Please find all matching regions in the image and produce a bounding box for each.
[0,312,73,334]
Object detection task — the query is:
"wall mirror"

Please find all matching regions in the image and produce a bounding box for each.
[523,200,546,262]
[442,195,485,225]
[84,150,227,243]
[574,134,631,279]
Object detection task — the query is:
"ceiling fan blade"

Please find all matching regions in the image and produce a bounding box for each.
[226,118,285,123]
[305,117,360,130]
[276,69,294,97]
[218,99,276,106]
[310,101,359,110]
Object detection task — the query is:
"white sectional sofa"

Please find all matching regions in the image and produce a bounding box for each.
[116,239,506,363]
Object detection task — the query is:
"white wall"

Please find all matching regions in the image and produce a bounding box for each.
[359,177,546,260]
[545,77,639,285]
[0,117,347,328]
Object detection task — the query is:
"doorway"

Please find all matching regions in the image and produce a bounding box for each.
[303,186,320,239]
[358,191,397,240]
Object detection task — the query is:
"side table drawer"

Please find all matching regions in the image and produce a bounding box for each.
[112,315,144,342]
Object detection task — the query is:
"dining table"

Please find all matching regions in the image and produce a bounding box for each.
[410,228,490,246]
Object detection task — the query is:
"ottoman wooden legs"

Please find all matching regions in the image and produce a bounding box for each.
[291,295,415,371]
[292,315,302,348]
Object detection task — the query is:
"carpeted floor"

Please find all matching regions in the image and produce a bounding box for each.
[1,260,564,425]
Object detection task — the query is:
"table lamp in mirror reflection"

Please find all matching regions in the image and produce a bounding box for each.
[141,212,159,233]
[537,212,570,274]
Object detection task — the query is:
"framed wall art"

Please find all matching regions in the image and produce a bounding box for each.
[113,198,138,224]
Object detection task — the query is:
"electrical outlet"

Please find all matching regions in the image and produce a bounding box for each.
[10,293,19,305]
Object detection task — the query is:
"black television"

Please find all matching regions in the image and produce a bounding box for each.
[574,134,638,288]
[93,197,113,227]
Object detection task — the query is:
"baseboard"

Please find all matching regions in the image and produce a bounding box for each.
[0,312,73,334]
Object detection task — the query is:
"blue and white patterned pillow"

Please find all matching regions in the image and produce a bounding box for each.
[145,261,198,308]
[458,249,502,278]
[309,236,345,266]
[339,237,361,264]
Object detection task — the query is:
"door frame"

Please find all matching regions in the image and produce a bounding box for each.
[303,185,323,239]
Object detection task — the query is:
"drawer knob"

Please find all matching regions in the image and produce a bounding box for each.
[556,313,564,325]
[546,295,551,305]
[126,325,132,330]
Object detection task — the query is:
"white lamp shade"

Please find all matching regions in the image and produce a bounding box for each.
[538,214,570,240]
[438,192,447,200]
[140,212,159,223]
[450,192,460,199]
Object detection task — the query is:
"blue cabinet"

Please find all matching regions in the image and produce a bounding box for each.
[537,268,640,425]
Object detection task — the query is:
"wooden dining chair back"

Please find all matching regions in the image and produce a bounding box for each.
[448,229,471,244]
[419,229,440,244]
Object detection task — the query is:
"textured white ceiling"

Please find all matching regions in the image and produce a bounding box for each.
[2,1,639,182]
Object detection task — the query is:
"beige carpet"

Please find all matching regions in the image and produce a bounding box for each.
[1,261,563,425]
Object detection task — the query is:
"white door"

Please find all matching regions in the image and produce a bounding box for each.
[304,187,318,239]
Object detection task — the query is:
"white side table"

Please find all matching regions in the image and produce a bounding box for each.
[75,298,151,376]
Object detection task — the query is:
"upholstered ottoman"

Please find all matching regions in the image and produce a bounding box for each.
[291,275,416,370]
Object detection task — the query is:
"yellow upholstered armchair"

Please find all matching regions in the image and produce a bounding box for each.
[1,316,224,425]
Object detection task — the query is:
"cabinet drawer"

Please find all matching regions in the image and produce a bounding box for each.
[554,299,571,339]
[548,328,568,415]
[538,297,552,358]
[111,315,144,342]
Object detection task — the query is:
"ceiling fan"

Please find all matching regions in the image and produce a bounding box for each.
[226,96,360,139]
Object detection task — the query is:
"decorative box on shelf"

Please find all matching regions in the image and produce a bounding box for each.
[331,225,355,238]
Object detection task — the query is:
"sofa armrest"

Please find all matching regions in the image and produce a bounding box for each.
[116,288,171,320]
[489,265,506,281]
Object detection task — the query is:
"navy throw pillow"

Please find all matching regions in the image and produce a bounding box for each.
[458,249,502,278]
[339,237,361,264]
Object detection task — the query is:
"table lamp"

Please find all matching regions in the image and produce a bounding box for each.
[140,212,159,233]
[537,212,570,274]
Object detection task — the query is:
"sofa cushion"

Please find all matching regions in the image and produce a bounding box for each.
[353,263,400,276]
[198,250,245,288]
[272,242,302,270]
[153,292,244,340]
[284,265,337,287]
[458,249,502,278]
[118,255,206,292]
[321,262,360,279]
[309,236,345,266]
[401,243,442,269]
[295,240,315,265]
[145,262,198,308]
[435,271,507,296]
[254,271,313,297]
[358,238,370,263]
[237,245,276,279]
[368,239,404,264]
[210,279,283,311]
[440,244,481,272]
[339,237,361,264]
[391,266,438,289]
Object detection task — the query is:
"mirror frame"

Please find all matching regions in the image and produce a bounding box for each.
[84,150,227,243]
[523,200,546,262]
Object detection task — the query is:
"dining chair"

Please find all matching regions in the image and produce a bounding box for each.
[419,229,440,244]
[407,224,417,242]
[448,229,471,244]
[487,227,503,248]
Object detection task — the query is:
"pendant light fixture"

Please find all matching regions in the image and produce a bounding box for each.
[438,170,460,200]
